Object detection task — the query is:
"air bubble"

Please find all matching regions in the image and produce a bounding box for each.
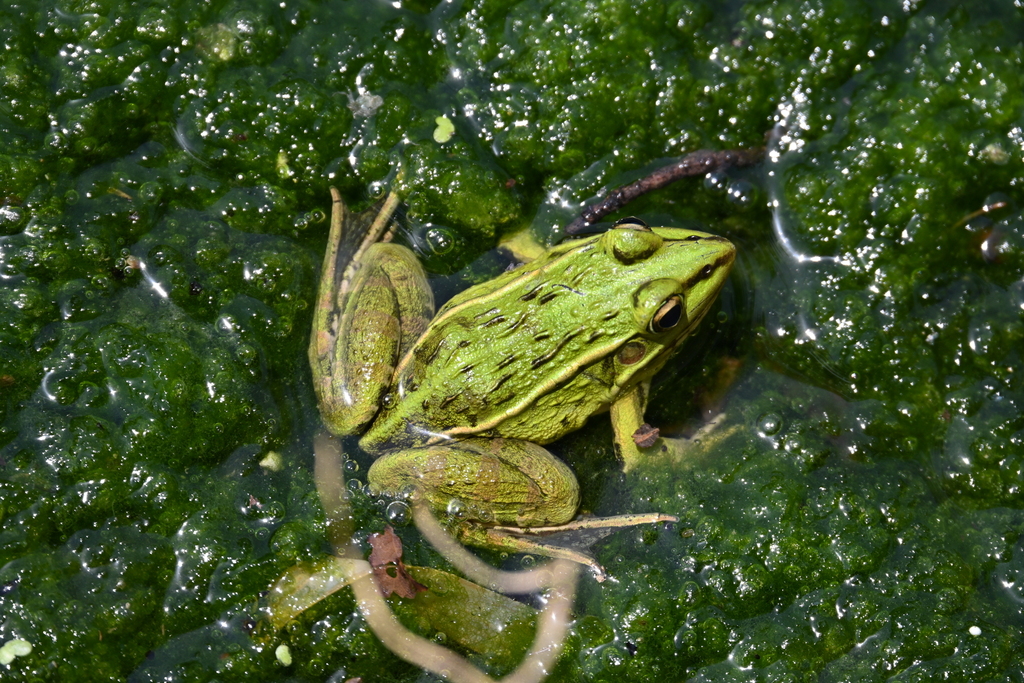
[704,170,728,193]
[425,226,455,255]
[726,180,756,207]
[385,501,410,525]
[0,205,24,234]
[446,498,466,518]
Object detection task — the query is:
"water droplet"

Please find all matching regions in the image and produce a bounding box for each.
[967,319,995,356]
[601,644,627,669]
[980,229,1005,263]
[674,625,696,651]
[1009,280,1024,311]
[757,413,783,436]
[520,555,536,568]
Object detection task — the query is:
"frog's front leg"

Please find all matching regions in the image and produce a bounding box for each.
[610,381,655,472]
[610,381,730,471]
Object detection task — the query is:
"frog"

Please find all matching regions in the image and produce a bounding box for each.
[309,187,735,569]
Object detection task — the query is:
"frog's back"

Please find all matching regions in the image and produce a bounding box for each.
[359,239,610,450]
[359,226,735,452]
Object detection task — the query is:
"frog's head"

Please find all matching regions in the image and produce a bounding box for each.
[597,217,735,389]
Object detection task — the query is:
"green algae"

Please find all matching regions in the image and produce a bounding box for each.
[2,0,1024,681]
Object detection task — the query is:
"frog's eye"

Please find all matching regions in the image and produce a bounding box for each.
[613,216,650,231]
[650,295,683,333]
[633,278,685,333]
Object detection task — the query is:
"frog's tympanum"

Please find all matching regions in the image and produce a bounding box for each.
[310,189,735,567]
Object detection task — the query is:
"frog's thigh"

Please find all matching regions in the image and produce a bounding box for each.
[367,439,579,527]
[327,243,433,434]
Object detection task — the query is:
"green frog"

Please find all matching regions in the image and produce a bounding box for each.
[309,188,735,567]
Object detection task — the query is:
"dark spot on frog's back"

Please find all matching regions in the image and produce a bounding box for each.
[531,327,583,369]
[503,312,527,334]
[538,291,559,304]
[421,339,444,365]
[520,283,544,301]
[490,373,513,393]
[474,307,500,320]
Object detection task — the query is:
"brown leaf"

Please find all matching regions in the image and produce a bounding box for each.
[367,526,427,599]
[632,423,660,448]
[368,526,404,567]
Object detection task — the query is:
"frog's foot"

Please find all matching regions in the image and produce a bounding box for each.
[459,512,678,582]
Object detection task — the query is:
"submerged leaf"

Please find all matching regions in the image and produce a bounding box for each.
[265,556,366,630]
[402,566,537,667]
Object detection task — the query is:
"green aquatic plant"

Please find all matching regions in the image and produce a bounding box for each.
[1,0,1024,681]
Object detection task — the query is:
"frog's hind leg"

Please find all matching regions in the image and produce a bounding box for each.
[311,191,435,437]
[367,438,580,528]
[368,437,677,578]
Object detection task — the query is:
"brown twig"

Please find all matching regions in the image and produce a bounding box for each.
[564,147,764,235]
